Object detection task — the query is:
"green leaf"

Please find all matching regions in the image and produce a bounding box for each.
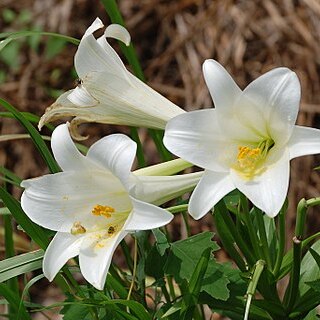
[0,284,31,320]
[299,239,320,296]
[0,111,54,130]
[164,232,230,301]
[0,98,60,173]
[0,166,22,185]
[101,300,151,320]
[0,187,49,249]
[180,248,211,319]
[62,303,90,320]
[0,250,44,283]
[0,31,79,51]
[152,228,170,256]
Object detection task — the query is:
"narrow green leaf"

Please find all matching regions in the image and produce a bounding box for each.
[0,284,31,320]
[0,98,60,173]
[0,111,54,130]
[0,187,49,249]
[0,31,79,51]
[0,250,44,283]
[0,166,22,185]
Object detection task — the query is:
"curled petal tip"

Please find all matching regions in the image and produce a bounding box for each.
[69,118,89,141]
[105,24,131,46]
[84,17,104,37]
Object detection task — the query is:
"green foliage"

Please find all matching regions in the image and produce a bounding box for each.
[0,250,44,283]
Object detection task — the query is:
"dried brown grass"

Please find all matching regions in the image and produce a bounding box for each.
[1,1,320,318]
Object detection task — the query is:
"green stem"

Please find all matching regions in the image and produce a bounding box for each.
[273,201,287,277]
[255,209,272,268]
[244,260,266,320]
[285,198,307,311]
[167,275,176,300]
[166,204,188,214]
[181,211,191,237]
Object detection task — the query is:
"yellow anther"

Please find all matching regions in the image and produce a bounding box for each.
[233,145,265,179]
[92,204,115,218]
[71,221,86,235]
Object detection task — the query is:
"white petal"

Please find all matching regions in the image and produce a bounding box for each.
[79,230,127,290]
[67,85,97,107]
[80,71,184,129]
[124,197,173,231]
[288,125,320,159]
[202,59,242,111]
[230,149,290,217]
[189,170,235,220]
[21,171,129,232]
[133,172,202,205]
[75,19,127,79]
[105,24,130,46]
[87,134,136,188]
[243,68,300,145]
[84,17,104,36]
[43,232,83,281]
[164,109,239,171]
[51,123,89,171]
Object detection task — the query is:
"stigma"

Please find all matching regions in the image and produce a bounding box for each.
[92,204,115,218]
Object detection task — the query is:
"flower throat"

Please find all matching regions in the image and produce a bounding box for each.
[233,138,274,180]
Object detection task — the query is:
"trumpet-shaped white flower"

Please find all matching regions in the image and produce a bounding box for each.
[21,124,201,290]
[164,59,320,218]
[39,18,184,136]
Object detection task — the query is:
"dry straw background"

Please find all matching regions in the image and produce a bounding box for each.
[1,0,320,318]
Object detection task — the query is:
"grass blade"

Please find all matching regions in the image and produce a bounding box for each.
[0,98,60,173]
[0,187,49,249]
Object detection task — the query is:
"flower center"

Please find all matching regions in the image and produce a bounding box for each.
[233,138,274,179]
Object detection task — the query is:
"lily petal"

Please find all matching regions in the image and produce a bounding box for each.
[164,109,239,171]
[189,170,235,220]
[124,197,173,231]
[87,133,136,188]
[75,19,127,79]
[104,24,130,46]
[21,171,127,232]
[288,125,320,159]
[243,68,300,145]
[67,85,98,107]
[79,230,127,290]
[230,149,290,217]
[43,232,83,281]
[133,172,203,205]
[202,59,242,111]
[51,123,88,171]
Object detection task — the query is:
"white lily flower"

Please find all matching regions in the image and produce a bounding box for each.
[21,124,201,290]
[164,59,320,218]
[39,18,184,136]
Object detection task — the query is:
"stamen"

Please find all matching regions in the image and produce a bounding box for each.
[233,138,274,179]
[71,221,86,235]
[107,225,116,236]
[92,204,115,218]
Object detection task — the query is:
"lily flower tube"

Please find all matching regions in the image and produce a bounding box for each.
[39,18,185,138]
